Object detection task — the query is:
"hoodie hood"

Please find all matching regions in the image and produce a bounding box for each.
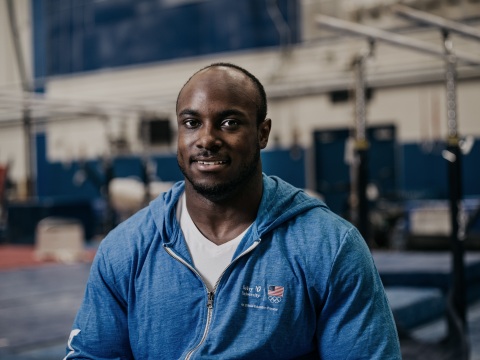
[255,174,325,236]
[149,174,326,251]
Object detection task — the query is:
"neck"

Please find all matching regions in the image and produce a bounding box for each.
[184,173,263,245]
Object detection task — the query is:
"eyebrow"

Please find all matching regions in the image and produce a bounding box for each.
[217,109,246,118]
[178,108,247,118]
[178,109,201,117]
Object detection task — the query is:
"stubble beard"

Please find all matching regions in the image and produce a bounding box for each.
[178,144,261,202]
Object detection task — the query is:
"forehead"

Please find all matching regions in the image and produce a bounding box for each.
[177,67,259,113]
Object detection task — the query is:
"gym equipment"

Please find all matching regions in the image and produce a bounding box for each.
[317,10,480,359]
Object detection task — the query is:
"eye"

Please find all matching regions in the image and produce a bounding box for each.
[221,119,239,128]
[183,119,200,129]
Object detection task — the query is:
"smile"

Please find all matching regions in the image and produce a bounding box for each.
[196,160,228,165]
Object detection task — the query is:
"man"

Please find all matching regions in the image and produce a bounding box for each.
[65,63,401,359]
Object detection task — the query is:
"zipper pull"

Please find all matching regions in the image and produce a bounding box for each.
[207,292,214,309]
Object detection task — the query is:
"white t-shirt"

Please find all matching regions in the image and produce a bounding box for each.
[176,192,251,291]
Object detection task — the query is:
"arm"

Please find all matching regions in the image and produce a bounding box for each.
[64,247,134,360]
[316,228,401,359]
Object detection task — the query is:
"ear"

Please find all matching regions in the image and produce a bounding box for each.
[258,118,272,149]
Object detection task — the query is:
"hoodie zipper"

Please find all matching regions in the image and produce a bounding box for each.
[164,239,261,360]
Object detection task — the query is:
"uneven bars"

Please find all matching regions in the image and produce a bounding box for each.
[315,14,480,66]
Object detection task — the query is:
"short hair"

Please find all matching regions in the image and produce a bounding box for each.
[176,62,268,125]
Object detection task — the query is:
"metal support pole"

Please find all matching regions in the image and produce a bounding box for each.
[443,30,469,359]
[21,107,34,197]
[350,42,374,245]
[6,0,35,197]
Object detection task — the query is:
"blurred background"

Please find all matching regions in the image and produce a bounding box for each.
[0,0,480,359]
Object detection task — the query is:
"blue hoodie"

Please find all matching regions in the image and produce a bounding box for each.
[66,175,401,359]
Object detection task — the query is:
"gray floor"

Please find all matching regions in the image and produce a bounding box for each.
[1,255,480,359]
[401,300,480,360]
[0,263,90,360]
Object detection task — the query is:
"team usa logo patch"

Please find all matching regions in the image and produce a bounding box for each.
[267,285,285,303]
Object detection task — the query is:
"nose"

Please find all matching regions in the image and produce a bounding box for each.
[196,123,222,151]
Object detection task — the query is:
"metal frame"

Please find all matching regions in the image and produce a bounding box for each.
[392,4,480,42]
[315,14,480,66]
[316,12,480,360]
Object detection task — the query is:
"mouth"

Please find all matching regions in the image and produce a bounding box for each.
[195,160,228,165]
[191,157,230,171]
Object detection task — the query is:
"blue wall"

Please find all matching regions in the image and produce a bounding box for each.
[313,125,398,215]
[313,126,480,215]
[28,133,480,242]
[36,136,480,205]
[35,136,306,200]
[401,141,480,199]
[34,0,299,76]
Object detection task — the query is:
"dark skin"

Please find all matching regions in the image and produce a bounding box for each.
[176,66,271,245]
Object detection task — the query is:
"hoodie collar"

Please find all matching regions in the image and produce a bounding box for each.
[149,174,324,248]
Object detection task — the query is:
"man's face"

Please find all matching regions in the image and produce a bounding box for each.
[176,67,270,200]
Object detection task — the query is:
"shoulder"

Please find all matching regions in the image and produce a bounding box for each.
[279,204,371,283]
[286,202,360,250]
[102,206,153,249]
[98,180,184,261]
[94,207,155,278]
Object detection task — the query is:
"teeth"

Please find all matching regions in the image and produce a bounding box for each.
[197,161,226,165]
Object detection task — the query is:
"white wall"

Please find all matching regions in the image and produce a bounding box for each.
[268,80,480,149]
[43,40,480,156]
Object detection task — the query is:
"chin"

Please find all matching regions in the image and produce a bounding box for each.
[191,176,246,200]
